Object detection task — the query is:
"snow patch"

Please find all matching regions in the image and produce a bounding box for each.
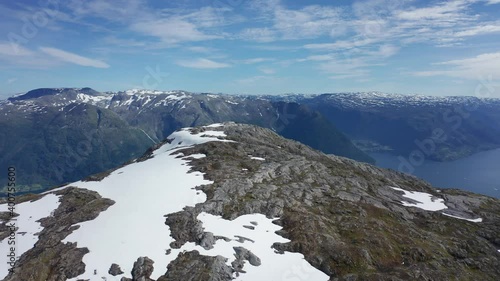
[76,93,111,104]
[179,212,329,281]
[0,194,61,279]
[442,213,482,223]
[184,153,206,159]
[205,123,224,128]
[61,125,233,280]
[249,155,265,161]
[63,149,211,280]
[390,187,447,211]
[153,128,233,156]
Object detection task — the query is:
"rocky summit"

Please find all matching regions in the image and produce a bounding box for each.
[0,123,499,281]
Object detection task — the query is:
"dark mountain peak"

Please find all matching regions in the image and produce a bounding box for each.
[9,88,61,101]
[79,87,100,96]
[8,87,100,101]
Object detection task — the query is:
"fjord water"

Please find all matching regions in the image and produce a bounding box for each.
[371,149,500,199]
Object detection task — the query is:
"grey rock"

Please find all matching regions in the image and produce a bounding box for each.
[160,251,233,281]
[109,263,124,276]
[131,257,155,281]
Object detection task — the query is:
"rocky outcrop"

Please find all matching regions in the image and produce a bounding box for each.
[159,251,233,281]
[231,246,261,275]
[109,263,124,276]
[131,257,155,281]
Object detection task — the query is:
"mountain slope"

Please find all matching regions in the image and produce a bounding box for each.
[1,123,499,281]
[0,101,152,192]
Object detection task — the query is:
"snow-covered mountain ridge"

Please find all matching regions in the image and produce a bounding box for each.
[0,88,375,194]
[4,88,499,112]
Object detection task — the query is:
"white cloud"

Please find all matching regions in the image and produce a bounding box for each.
[413,52,500,80]
[319,57,372,79]
[375,44,400,58]
[237,75,269,84]
[242,58,273,64]
[395,1,471,21]
[0,42,34,57]
[453,23,500,37]
[298,54,336,62]
[131,18,221,45]
[187,46,215,53]
[273,5,344,39]
[0,42,61,69]
[241,1,345,42]
[258,67,276,74]
[67,0,146,21]
[6,78,17,84]
[304,38,379,51]
[176,58,230,69]
[240,28,276,42]
[40,47,110,68]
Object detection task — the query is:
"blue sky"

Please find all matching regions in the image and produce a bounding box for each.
[1,0,500,98]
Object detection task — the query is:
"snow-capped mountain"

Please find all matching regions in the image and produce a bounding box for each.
[2,87,500,194]
[279,92,500,161]
[1,123,499,280]
[0,88,373,194]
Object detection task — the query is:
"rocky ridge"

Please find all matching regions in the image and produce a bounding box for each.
[0,123,499,280]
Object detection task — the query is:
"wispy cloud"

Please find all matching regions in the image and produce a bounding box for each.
[258,67,276,74]
[240,28,276,42]
[66,0,146,22]
[413,52,500,80]
[241,2,345,42]
[453,23,500,37]
[187,46,216,53]
[241,58,274,64]
[6,78,17,84]
[0,42,35,57]
[40,47,110,68]
[131,18,221,45]
[176,58,230,69]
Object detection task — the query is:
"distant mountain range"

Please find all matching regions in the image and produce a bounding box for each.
[2,88,500,193]
[1,123,499,280]
[274,92,500,162]
[0,88,372,193]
